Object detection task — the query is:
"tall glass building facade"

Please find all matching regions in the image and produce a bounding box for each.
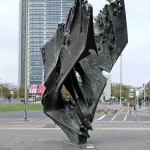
[19,0,74,86]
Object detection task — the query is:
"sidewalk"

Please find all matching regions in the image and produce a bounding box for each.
[0,126,150,150]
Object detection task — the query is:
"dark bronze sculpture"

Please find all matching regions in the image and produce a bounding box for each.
[41,0,128,144]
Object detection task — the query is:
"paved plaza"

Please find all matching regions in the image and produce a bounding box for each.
[0,127,150,150]
[0,104,150,150]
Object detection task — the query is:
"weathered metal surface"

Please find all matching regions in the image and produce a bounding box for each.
[41,0,128,145]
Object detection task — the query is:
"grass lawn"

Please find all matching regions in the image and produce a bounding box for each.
[0,102,43,112]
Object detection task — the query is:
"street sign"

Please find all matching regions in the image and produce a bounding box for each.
[129,89,135,99]
[10,91,13,95]
[129,93,134,99]
[136,91,140,97]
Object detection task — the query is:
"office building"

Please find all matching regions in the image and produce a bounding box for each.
[19,0,74,86]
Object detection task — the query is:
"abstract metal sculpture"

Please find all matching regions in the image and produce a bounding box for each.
[41,0,128,144]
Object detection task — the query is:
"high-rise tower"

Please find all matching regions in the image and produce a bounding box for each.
[19,0,74,86]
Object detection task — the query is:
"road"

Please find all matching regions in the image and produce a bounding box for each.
[0,104,150,123]
[96,107,150,122]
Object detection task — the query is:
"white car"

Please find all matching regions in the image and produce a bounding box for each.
[34,101,41,104]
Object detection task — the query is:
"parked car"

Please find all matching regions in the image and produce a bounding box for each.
[28,98,35,102]
[20,98,25,102]
[0,98,5,102]
[34,101,41,104]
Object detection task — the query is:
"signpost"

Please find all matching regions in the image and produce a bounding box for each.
[24,0,28,121]
[129,89,135,99]
[129,89,135,114]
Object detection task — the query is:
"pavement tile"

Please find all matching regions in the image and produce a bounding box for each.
[0,142,7,147]
[120,141,150,149]
[0,145,34,150]
[0,136,14,142]
[0,147,11,150]
[32,144,63,150]
[5,135,38,145]
[97,143,128,150]
[36,138,63,144]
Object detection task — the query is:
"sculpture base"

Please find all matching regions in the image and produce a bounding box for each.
[64,140,96,149]
[80,143,96,149]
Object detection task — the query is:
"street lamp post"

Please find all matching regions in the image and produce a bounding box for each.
[143,84,147,106]
[120,54,122,107]
[24,0,29,121]
[144,84,149,107]
[143,84,146,103]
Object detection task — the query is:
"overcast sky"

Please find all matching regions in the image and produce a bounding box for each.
[0,0,150,87]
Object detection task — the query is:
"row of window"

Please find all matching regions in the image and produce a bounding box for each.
[29,12,61,15]
[29,37,54,41]
[29,33,44,36]
[28,45,49,49]
[30,62,43,66]
[29,76,43,80]
[29,38,44,42]
[29,12,44,15]
[30,57,42,61]
[29,23,59,29]
[29,20,60,24]
[30,81,42,85]
[28,9,71,14]
[29,6,66,10]
[46,12,61,15]
[29,32,56,36]
[30,51,41,55]
[29,12,66,17]
[29,15,67,19]
[30,39,49,44]
[30,66,43,70]
[29,29,44,32]
[29,28,57,33]
[29,15,45,19]
[29,18,60,21]
[29,20,44,24]
[46,33,56,37]
[29,43,44,47]
[29,3,71,7]
[29,34,53,37]
[29,1,45,4]
[29,1,65,5]
[29,7,45,10]
[39,33,53,37]
[29,28,57,32]
[29,34,50,38]
[43,1,72,4]
[30,71,43,75]
[30,26,57,29]
[29,48,41,52]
